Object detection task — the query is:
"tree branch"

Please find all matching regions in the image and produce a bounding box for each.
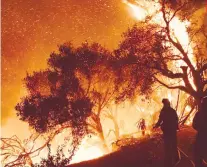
[161,0,195,72]
[199,63,207,74]
[169,2,187,22]
[1,125,71,167]
[159,68,184,79]
[154,76,189,93]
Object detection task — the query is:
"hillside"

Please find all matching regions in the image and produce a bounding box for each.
[69,127,207,167]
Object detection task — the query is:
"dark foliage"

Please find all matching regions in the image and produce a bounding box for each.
[15,42,112,165]
[112,23,167,102]
[112,0,207,104]
[16,42,110,133]
[32,145,72,167]
[14,1,207,165]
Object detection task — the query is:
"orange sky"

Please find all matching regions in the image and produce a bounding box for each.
[2,0,137,125]
[1,1,206,165]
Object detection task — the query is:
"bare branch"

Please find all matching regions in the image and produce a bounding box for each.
[180,105,196,125]
[169,2,187,22]
[199,63,207,73]
[154,76,189,93]
[161,0,195,72]
[132,60,184,80]
[1,124,71,167]
[106,129,116,138]
[87,123,98,133]
[159,69,184,79]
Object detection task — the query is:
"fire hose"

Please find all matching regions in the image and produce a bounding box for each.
[176,146,195,167]
[151,129,196,167]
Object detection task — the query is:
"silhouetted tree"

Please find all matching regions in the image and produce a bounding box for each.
[1,135,34,167]
[15,43,112,164]
[32,144,71,167]
[114,0,207,115]
[105,105,120,140]
[75,46,116,151]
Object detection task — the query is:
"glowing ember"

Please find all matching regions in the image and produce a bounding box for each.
[123,0,148,20]
[2,1,199,166]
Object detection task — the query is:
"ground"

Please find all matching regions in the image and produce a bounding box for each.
[69,126,207,167]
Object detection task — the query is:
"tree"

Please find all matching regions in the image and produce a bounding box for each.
[104,105,120,140]
[1,135,34,167]
[1,130,69,167]
[75,47,117,152]
[14,43,111,165]
[114,0,207,116]
[13,42,120,165]
[32,144,71,167]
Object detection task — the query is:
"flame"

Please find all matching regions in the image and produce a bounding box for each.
[124,0,197,87]
[168,92,173,103]
[71,146,104,164]
[123,0,197,125]
[2,1,199,165]
[124,0,193,55]
[71,137,105,164]
[123,0,148,20]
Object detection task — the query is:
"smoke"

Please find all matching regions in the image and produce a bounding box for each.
[2,0,135,124]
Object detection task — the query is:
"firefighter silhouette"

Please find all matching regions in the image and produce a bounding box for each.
[193,96,207,167]
[137,118,146,136]
[154,98,179,167]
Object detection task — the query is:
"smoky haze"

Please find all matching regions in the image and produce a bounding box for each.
[1,0,136,124]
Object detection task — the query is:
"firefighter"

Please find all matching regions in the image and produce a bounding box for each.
[153,98,179,167]
[193,96,207,167]
[137,118,146,136]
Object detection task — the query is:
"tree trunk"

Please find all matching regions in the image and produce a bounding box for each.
[181,105,195,125]
[99,131,109,153]
[112,118,120,140]
[96,117,109,153]
[195,96,202,112]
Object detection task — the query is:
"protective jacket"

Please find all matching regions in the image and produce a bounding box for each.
[155,106,179,133]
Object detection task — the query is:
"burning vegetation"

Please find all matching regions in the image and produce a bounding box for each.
[1,0,207,166]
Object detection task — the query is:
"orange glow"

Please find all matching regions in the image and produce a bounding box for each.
[123,0,147,20]
[123,0,197,128]
[125,0,197,88]
[124,0,194,58]
[2,1,199,165]
[2,1,135,163]
[71,139,105,164]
